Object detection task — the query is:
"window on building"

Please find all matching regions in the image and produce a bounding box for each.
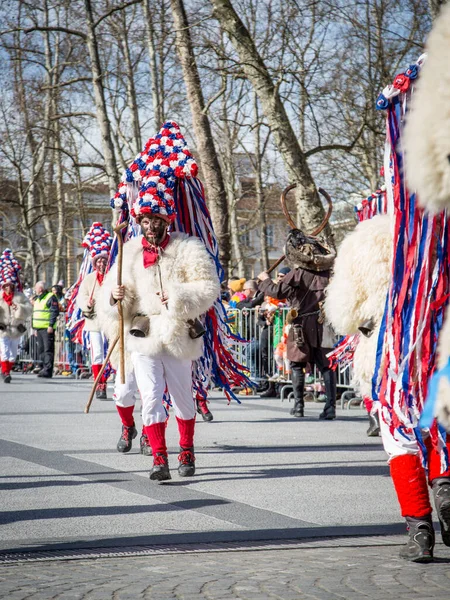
[265,224,274,247]
[239,225,251,247]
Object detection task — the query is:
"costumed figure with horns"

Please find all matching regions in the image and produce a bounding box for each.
[71,223,113,399]
[0,249,31,383]
[327,44,450,562]
[97,121,248,481]
[257,186,336,420]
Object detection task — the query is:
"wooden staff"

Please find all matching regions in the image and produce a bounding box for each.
[266,254,286,275]
[114,222,128,384]
[84,336,119,413]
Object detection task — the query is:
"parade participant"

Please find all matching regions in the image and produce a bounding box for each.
[258,188,336,419]
[326,51,450,562]
[32,281,59,378]
[0,250,31,383]
[75,223,113,400]
[100,123,220,481]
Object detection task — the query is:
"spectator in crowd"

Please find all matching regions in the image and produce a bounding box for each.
[228,277,246,308]
[52,284,67,312]
[276,266,291,283]
[32,281,59,378]
[235,280,264,309]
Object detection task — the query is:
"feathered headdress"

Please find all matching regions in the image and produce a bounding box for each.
[0,249,22,290]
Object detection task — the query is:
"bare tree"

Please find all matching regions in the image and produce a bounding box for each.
[170,0,230,273]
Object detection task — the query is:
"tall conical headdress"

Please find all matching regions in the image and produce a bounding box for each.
[0,249,22,290]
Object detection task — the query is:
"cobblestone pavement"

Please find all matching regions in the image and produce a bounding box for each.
[1,537,450,600]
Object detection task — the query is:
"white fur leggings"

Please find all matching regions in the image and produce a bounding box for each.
[113,352,195,425]
[0,336,20,362]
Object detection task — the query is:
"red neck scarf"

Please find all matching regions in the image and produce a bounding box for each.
[3,292,14,306]
[96,271,104,285]
[142,234,170,268]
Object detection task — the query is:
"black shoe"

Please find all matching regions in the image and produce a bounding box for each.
[432,479,450,547]
[366,412,380,437]
[196,399,213,422]
[399,517,434,562]
[96,386,107,400]
[116,425,137,453]
[140,434,152,456]
[319,407,336,420]
[149,453,171,481]
[37,370,52,378]
[290,400,304,418]
[3,374,11,383]
[256,381,269,393]
[259,383,276,398]
[178,447,195,477]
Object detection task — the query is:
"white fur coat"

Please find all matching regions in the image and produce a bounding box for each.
[0,291,32,339]
[324,215,392,397]
[403,3,450,212]
[76,270,103,332]
[99,232,220,371]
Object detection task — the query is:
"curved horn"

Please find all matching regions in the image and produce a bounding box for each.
[311,187,333,236]
[280,184,298,230]
[280,184,333,236]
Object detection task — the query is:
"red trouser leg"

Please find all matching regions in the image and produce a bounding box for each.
[1,361,8,375]
[425,437,450,483]
[116,405,135,428]
[143,422,167,457]
[91,364,101,380]
[176,417,196,449]
[390,454,432,518]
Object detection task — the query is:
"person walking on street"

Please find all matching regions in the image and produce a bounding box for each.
[0,250,31,383]
[32,281,59,378]
[75,223,113,399]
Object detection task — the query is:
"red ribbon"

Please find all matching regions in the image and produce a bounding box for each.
[142,235,170,268]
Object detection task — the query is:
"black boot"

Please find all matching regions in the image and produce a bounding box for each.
[116,425,137,453]
[96,383,107,400]
[399,516,435,562]
[366,411,380,437]
[4,374,11,384]
[149,453,171,481]
[196,398,213,422]
[140,433,152,456]
[178,447,196,477]
[319,370,337,420]
[259,382,276,398]
[290,365,305,417]
[431,478,450,547]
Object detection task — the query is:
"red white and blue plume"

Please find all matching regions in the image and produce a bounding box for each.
[111,121,198,223]
[82,222,112,264]
[0,249,22,290]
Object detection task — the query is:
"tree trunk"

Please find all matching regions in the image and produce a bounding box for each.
[83,0,118,197]
[170,0,230,274]
[253,94,269,271]
[143,0,163,126]
[209,0,333,246]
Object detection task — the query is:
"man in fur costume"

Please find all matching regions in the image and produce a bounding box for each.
[99,182,220,481]
[0,250,31,382]
[257,228,336,419]
[75,223,112,400]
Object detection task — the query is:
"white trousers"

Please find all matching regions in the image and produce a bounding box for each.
[378,405,422,461]
[89,331,105,365]
[113,352,195,425]
[0,337,20,362]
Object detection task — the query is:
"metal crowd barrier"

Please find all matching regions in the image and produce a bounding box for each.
[17,316,91,378]
[226,307,357,400]
[13,308,358,402]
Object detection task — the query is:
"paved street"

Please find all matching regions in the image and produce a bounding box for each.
[1,374,450,599]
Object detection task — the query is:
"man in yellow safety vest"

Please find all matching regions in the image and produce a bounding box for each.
[32,281,60,378]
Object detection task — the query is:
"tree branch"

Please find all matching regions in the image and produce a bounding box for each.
[22,26,87,40]
[93,0,143,29]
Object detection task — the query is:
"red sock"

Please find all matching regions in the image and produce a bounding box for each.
[116,405,135,427]
[1,361,7,375]
[363,396,373,414]
[176,417,195,449]
[91,364,101,379]
[8,362,15,374]
[425,437,450,483]
[144,422,167,457]
[390,454,432,518]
